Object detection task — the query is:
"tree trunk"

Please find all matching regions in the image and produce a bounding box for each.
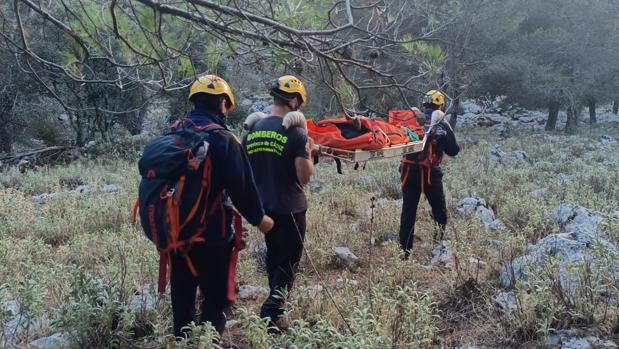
[545,102,559,131]
[613,100,618,114]
[588,100,596,124]
[565,104,579,134]
[0,121,11,153]
[450,97,460,129]
[72,112,85,147]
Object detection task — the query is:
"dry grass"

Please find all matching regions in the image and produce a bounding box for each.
[1,125,618,348]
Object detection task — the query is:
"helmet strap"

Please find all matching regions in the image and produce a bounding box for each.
[271,89,299,111]
[287,100,299,111]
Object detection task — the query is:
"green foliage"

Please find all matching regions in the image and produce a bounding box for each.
[503,254,619,341]
[272,0,331,29]
[173,322,222,349]
[402,38,445,74]
[470,0,619,122]
[236,282,437,348]
[54,271,125,347]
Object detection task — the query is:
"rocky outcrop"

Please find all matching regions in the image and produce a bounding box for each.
[500,205,619,293]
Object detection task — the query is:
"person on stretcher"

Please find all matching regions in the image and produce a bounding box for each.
[399,90,460,260]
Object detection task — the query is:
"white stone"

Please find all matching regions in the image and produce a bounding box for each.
[530,188,547,199]
[511,150,530,161]
[333,247,359,267]
[239,98,253,109]
[4,315,50,346]
[349,222,361,232]
[335,278,359,288]
[494,291,518,310]
[601,340,618,348]
[431,241,455,268]
[249,100,272,114]
[31,192,62,204]
[546,330,617,349]
[558,173,571,182]
[461,101,483,114]
[4,300,19,317]
[73,185,93,193]
[488,144,508,164]
[561,337,598,349]
[456,197,487,215]
[308,180,326,194]
[238,285,269,300]
[381,231,397,243]
[499,230,618,290]
[518,115,538,123]
[599,135,617,148]
[304,285,323,296]
[30,332,71,349]
[553,204,599,236]
[129,284,157,311]
[487,219,507,231]
[100,184,122,194]
[469,256,487,269]
[483,113,511,124]
[475,206,496,224]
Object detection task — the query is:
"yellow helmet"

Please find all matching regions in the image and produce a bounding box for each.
[422,90,445,108]
[270,75,307,107]
[188,74,236,111]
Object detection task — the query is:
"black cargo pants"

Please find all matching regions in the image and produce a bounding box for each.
[170,242,232,337]
[260,211,306,323]
[399,166,447,258]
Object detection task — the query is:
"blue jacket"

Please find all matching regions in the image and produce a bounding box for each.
[403,110,460,175]
[181,109,265,244]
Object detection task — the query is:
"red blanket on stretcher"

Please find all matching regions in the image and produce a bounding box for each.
[307,110,424,151]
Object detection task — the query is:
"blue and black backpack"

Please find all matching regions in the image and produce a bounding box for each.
[134,121,224,292]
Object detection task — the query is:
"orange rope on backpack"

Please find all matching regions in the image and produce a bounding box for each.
[152,155,220,294]
[401,139,438,193]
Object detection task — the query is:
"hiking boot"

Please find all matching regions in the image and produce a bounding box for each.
[275,316,290,331]
[402,249,411,261]
[266,316,290,334]
[432,232,445,245]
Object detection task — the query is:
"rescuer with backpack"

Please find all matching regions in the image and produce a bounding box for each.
[242,75,314,331]
[399,90,460,259]
[137,74,273,338]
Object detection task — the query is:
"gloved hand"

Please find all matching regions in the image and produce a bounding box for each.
[282,111,307,130]
[430,110,446,126]
[243,112,268,131]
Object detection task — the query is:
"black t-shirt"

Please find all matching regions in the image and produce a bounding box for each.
[242,116,309,214]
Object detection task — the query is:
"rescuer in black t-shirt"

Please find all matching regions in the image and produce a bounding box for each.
[242,75,314,331]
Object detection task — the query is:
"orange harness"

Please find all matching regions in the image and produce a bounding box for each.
[400,139,441,193]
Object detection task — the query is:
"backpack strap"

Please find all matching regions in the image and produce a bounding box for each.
[178,118,225,133]
[226,210,245,301]
[401,139,436,192]
[157,252,169,294]
[132,198,140,226]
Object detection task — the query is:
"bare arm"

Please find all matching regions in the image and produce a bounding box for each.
[295,137,314,185]
[295,157,314,185]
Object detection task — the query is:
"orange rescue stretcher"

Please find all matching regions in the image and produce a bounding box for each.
[308,109,428,163]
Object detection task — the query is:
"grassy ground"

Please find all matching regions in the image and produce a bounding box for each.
[1,124,618,348]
